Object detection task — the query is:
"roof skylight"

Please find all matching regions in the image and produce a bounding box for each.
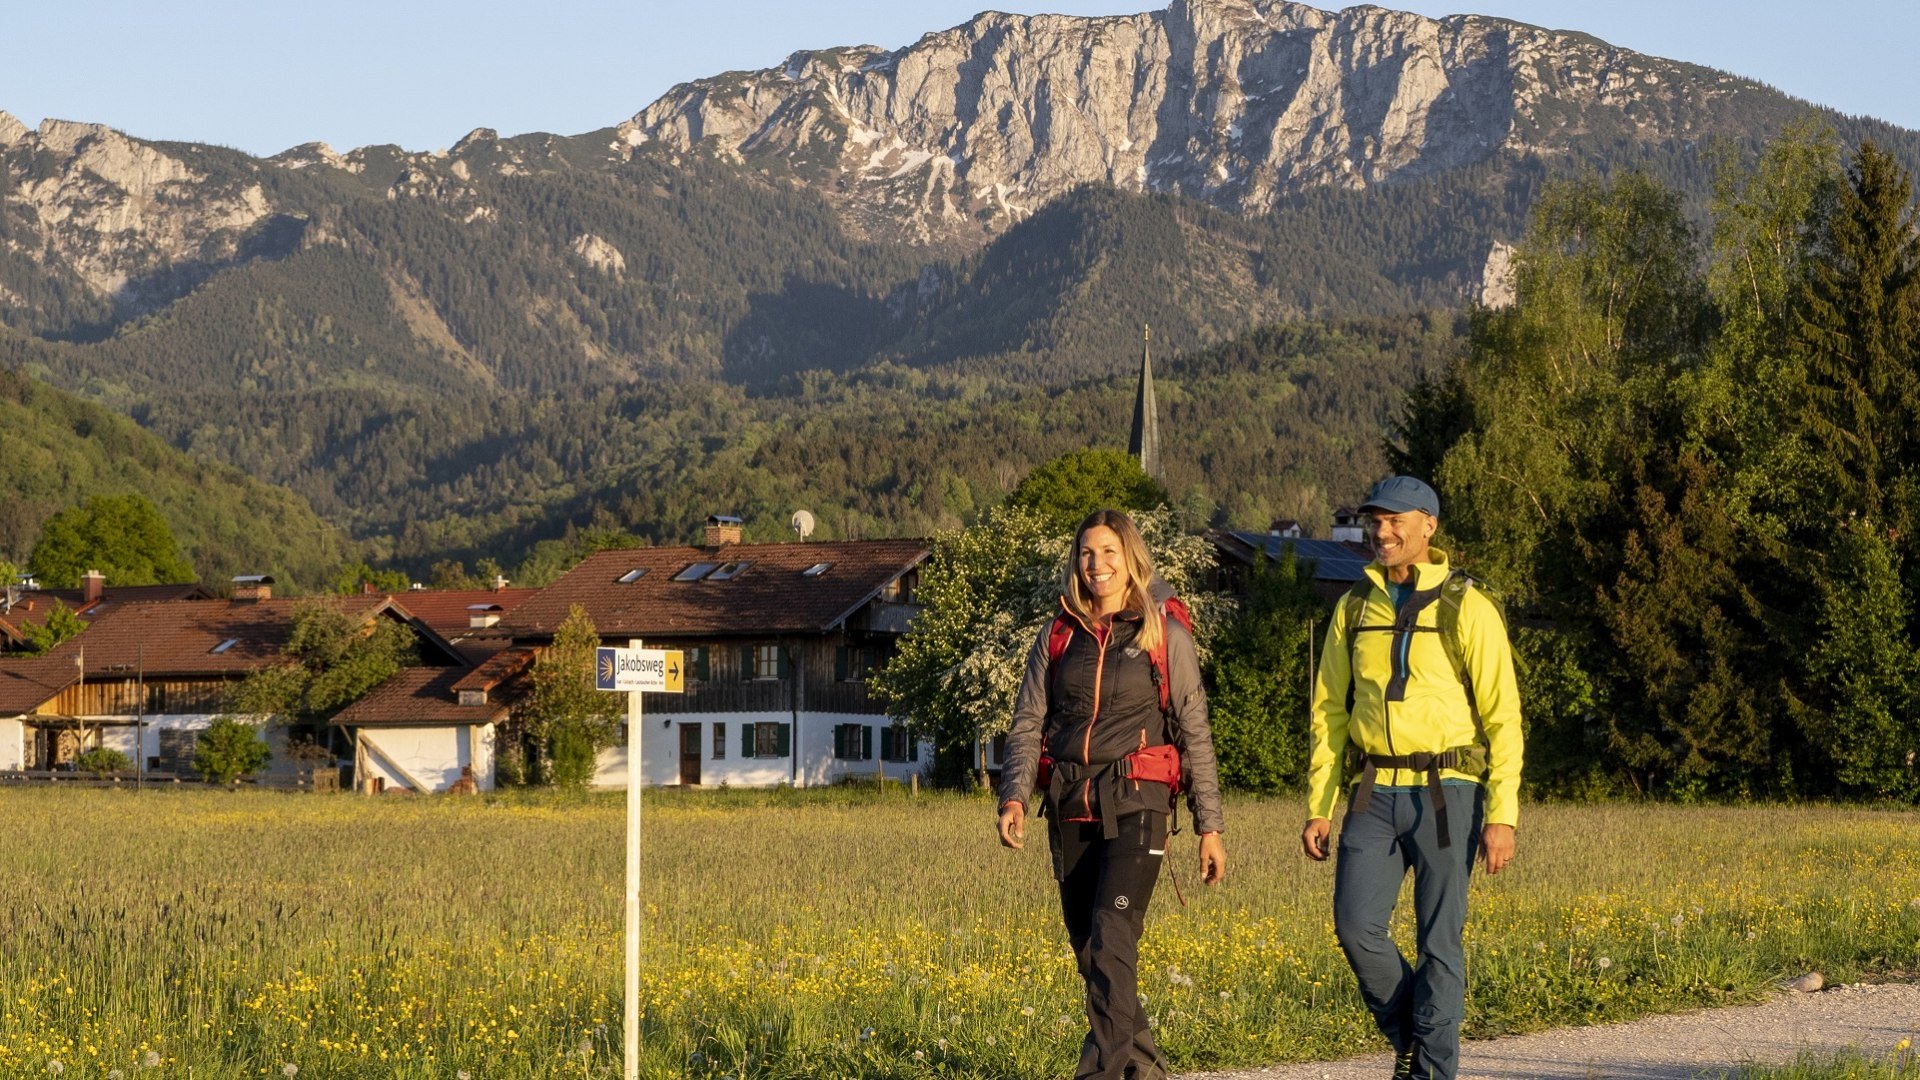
[801,562,833,578]
[673,562,720,582]
[708,561,752,581]
[210,638,240,654]
[617,568,648,584]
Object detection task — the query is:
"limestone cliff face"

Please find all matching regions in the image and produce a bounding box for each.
[5,118,271,300]
[626,0,1749,243]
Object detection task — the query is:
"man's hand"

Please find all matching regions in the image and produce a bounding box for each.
[1198,832,1226,885]
[1301,817,1332,861]
[997,800,1026,849]
[1480,823,1516,875]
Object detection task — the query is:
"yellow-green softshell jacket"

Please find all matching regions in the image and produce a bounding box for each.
[1305,548,1525,828]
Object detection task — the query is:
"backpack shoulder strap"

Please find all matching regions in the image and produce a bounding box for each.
[1148,596,1193,715]
[1437,569,1501,739]
[1046,614,1074,667]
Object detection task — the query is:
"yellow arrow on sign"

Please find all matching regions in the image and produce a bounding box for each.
[662,650,684,694]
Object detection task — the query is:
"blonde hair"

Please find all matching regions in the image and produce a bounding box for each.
[1061,509,1163,652]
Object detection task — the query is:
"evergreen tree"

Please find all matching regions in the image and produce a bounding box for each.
[1792,142,1920,529]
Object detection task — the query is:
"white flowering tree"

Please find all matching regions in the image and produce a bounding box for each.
[870,504,1226,786]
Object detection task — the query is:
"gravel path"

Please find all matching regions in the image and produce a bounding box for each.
[1178,982,1920,1080]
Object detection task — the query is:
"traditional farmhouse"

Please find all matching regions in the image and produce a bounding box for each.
[495,522,932,788]
[4,578,461,777]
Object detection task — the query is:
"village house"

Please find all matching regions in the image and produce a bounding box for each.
[1207,513,1374,601]
[326,582,536,794]
[0,571,213,653]
[0,576,462,778]
[490,518,933,788]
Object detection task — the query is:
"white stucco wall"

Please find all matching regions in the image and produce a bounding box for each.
[593,710,930,789]
[359,725,493,793]
[0,717,23,770]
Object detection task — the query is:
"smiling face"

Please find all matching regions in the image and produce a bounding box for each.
[1076,524,1130,615]
[1365,508,1436,580]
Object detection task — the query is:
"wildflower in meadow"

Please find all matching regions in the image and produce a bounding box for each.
[143,1051,161,1069]
[47,1062,63,1076]
[1597,956,1613,969]
[283,1065,298,1078]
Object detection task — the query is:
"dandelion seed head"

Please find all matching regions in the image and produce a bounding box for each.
[1597,956,1613,969]
[283,1066,298,1078]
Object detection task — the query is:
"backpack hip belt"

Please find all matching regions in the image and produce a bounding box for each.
[1350,745,1487,849]
[1036,744,1183,840]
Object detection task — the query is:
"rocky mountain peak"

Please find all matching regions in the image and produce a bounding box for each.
[0,111,26,148]
[624,0,1756,246]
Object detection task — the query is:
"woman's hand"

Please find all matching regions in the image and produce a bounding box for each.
[997,800,1026,849]
[1198,831,1225,885]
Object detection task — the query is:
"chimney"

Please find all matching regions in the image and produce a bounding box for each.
[231,574,275,603]
[491,574,509,592]
[705,514,744,547]
[82,570,105,606]
[467,604,503,630]
[1331,508,1367,545]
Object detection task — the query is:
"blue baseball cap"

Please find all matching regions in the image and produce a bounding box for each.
[1359,476,1440,518]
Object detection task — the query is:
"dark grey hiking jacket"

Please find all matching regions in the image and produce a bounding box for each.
[997,589,1225,837]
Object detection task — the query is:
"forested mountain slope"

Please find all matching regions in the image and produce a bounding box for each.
[1,0,1917,571]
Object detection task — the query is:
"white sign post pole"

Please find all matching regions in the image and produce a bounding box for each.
[624,636,643,1080]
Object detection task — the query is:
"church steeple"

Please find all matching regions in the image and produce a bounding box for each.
[1129,323,1161,482]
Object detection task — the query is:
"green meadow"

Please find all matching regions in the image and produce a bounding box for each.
[2,787,1917,1078]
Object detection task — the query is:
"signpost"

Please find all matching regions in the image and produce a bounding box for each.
[595,643,684,1080]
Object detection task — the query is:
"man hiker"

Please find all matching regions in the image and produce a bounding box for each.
[1300,475,1523,1080]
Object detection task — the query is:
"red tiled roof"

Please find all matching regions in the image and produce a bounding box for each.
[331,667,510,727]
[41,596,395,677]
[0,657,80,714]
[501,539,929,638]
[381,588,538,637]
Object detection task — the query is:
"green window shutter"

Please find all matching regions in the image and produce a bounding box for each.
[742,723,755,756]
[835,646,848,682]
[739,645,754,681]
[862,725,872,761]
[776,648,791,680]
[775,723,791,757]
[693,647,710,681]
[909,729,920,763]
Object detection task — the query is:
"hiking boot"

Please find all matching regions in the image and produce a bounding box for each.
[1390,1049,1416,1080]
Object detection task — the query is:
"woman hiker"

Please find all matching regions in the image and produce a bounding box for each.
[997,508,1227,1080]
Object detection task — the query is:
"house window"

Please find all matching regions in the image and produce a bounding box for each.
[755,644,781,680]
[744,722,790,758]
[687,646,709,682]
[210,638,239,654]
[712,723,725,760]
[708,561,751,581]
[673,562,719,582]
[836,645,867,682]
[616,568,647,584]
[802,562,832,577]
[881,725,920,763]
[833,723,872,761]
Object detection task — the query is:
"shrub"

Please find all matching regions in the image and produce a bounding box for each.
[193,717,272,784]
[72,747,131,776]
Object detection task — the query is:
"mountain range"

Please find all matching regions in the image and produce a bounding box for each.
[2,0,1916,582]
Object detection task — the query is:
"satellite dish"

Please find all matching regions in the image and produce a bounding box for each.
[791,509,816,539]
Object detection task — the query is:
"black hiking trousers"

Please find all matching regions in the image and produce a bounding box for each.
[1052,808,1171,1080]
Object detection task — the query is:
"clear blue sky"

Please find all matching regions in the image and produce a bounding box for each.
[8,1,1914,157]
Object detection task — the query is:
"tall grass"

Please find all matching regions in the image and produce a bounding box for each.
[2,788,1917,1077]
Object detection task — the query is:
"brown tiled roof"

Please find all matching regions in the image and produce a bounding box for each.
[41,596,395,677]
[450,645,538,693]
[0,584,218,641]
[0,657,80,714]
[331,667,510,727]
[501,539,930,638]
[380,588,538,637]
